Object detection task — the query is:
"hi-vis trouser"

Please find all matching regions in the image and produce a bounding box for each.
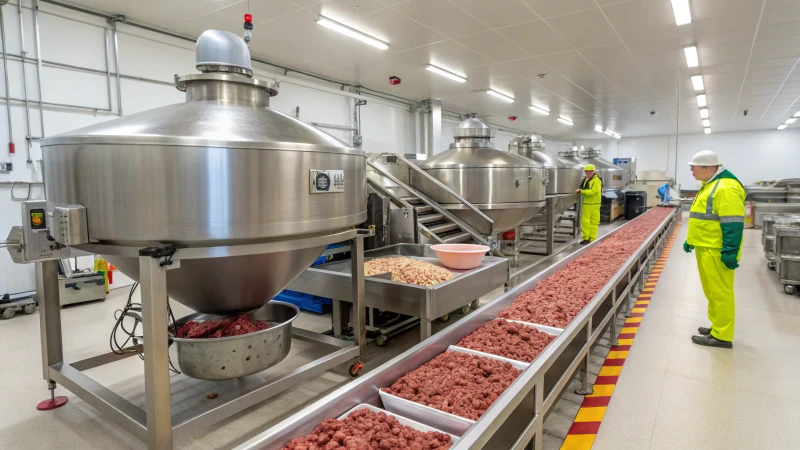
[695,247,735,342]
[581,203,600,241]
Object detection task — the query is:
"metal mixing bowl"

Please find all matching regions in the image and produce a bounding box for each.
[170,301,300,381]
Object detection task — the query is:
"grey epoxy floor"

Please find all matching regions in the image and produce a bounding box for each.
[0,220,626,450]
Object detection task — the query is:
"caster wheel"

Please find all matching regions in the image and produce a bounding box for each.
[785,285,797,295]
[439,314,450,322]
[768,261,777,270]
[23,305,36,315]
[375,335,388,347]
[2,308,15,320]
[470,299,481,310]
[460,305,471,315]
[349,362,363,377]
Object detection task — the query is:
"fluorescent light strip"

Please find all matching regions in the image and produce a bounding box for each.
[594,125,604,132]
[704,128,711,134]
[794,111,800,118]
[700,108,709,119]
[557,117,574,126]
[684,46,699,68]
[612,133,621,140]
[316,17,389,50]
[603,130,614,136]
[530,105,549,115]
[777,124,787,130]
[691,75,704,91]
[785,118,797,124]
[487,89,514,103]
[696,94,707,107]
[426,64,467,83]
[671,0,692,25]
[702,119,711,127]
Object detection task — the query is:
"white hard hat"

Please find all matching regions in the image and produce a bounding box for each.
[688,150,721,166]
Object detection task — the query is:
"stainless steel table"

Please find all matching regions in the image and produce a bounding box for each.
[287,244,509,341]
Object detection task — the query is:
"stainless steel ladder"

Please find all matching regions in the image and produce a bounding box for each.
[366,153,503,255]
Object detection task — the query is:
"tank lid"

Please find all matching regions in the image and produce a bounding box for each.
[420,147,542,169]
[195,30,253,77]
[453,117,494,139]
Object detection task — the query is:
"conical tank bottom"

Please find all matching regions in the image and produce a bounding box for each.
[107,245,325,314]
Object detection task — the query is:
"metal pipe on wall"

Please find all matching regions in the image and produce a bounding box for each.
[32,0,45,139]
[0,6,15,155]
[111,20,122,116]
[17,0,33,162]
[103,26,112,111]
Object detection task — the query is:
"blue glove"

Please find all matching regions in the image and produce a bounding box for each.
[721,255,739,270]
[683,241,694,253]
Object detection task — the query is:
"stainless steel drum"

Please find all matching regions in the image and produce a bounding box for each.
[411,118,546,235]
[580,147,628,190]
[509,134,583,195]
[40,30,367,314]
[746,186,787,203]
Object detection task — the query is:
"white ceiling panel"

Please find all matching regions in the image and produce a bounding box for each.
[521,0,597,19]
[497,22,574,56]
[179,0,239,11]
[456,31,530,62]
[761,5,800,26]
[449,0,539,28]
[603,0,679,45]
[546,9,621,49]
[692,0,764,20]
[218,0,301,24]
[538,51,598,76]
[308,0,386,22]
[422,40,494,70]
[392,0,490,39]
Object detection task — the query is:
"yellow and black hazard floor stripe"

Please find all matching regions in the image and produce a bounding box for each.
[560,230,677,449]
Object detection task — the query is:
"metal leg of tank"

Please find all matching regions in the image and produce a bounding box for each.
[331,298,344,339]
[37,260,63,379]
[139,253,173,450]
[350,236,366,362]
[545,200,555,255]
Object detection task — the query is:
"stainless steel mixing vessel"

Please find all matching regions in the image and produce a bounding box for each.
[509,134,583,195]
[40,30,367,313]
[411,118,546,235]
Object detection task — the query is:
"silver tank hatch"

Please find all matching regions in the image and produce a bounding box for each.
[40,30,367,314]
[509,134,583,195]
[411,118,546,235]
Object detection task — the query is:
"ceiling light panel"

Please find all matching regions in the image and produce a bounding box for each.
[777,124,787,130]
[691,75,704,91]
[671,0,692,25]
[702,119,711,127]
[700,108,709,119]
[557,117,574,126]
[316,17,389,50]
[530,105,550,115]
[704,128,711,134]
[684,46,699,68]
[426,65,467,83]
[785,118,797,124]
[696,94,707,107]
[794,111,800,118]
[487,89,514,103]
[594,125,603,132]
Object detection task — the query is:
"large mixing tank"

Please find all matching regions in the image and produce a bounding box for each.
[508,134,583,195]
[41,31,366,314]
[411,118,546,235]
[580,147,628,190]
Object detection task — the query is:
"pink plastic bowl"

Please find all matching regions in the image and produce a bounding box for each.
[429,244,490,270]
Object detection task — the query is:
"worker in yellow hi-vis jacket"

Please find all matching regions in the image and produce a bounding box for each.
[576,164,602,245]
[684,150,745,349]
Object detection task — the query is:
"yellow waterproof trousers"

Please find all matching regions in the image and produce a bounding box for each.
[581,203,600,241]
[696,247,735,342]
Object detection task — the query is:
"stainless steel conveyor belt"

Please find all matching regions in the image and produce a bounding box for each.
[237,207,679,450]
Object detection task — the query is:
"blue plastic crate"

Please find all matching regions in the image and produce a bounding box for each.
[275,290,332,314]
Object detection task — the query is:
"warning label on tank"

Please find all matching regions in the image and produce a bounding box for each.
[310,169,345,194]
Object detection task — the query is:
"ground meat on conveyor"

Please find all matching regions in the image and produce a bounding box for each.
[280,408,453,450]
[176,314,270,339]
[364,257,454,287]
[455,319,556,363]
[382,350,522,421]
[497,207,673,329]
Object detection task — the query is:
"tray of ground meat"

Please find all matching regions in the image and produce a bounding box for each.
[280,404,455,450]
[447,345,528,370]
[453,319,558,364]
[379,350,522,435]
[364,257,454,287]
[175,313,270,339]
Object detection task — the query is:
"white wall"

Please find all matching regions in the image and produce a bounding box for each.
[576,128,800,189]
[0,0,415,295]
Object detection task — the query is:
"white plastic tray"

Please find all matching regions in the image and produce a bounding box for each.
[447,345,529,370]
[504,319,564,336]
[337,404,459,445]
[378,389,475,436]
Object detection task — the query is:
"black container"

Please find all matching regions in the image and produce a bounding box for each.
[625,191,647,220]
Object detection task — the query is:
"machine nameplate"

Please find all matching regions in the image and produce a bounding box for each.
[310,169,345,194]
